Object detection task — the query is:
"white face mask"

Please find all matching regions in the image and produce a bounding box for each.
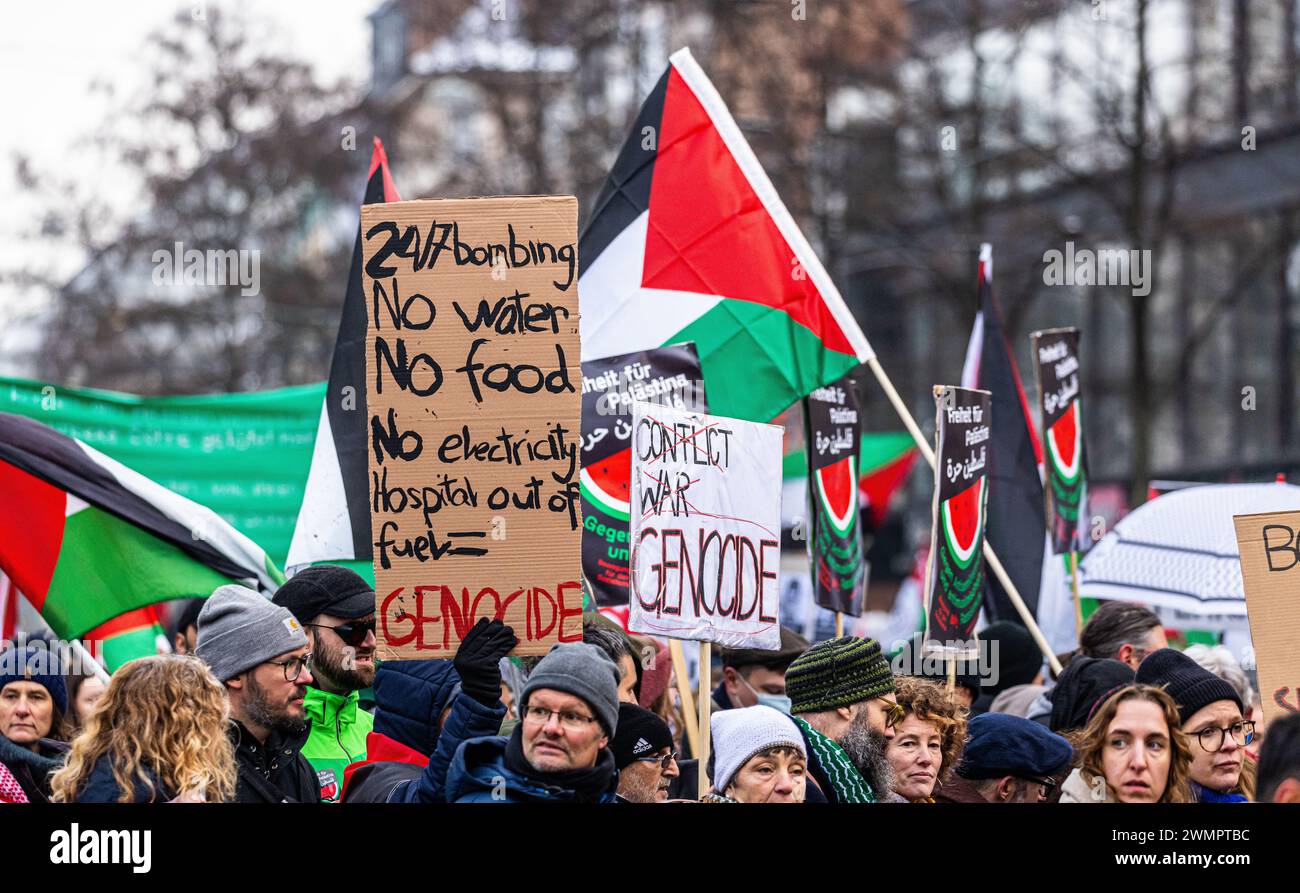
[740,673,793,715]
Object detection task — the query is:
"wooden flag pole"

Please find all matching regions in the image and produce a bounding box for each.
[1069,550,1084,638]
[866,355,1064,675]
[73,639,111,684]
[835,612,844,637]
[667,638,700,757]
[698,641,712,798]
[946,654,957,695]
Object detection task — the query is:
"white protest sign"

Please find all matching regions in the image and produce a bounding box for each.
[627,401,783,649]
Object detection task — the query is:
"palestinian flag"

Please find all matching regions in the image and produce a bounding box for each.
[924,386,991,646]
[0,573,17,641]
[286,137,401,578]
[780,431,918,528]
[579,48,873,424]
[0,412,282,639]
[83,605,167,672]
[960,245,1043,624]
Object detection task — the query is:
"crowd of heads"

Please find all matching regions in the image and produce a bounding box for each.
[2,581,1299,807]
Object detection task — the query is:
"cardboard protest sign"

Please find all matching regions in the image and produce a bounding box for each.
[1233,510,1300,725]
[804,374,866,616]
[923,386,991,654]
[361,196,583,659]
[627,401,783,650]
[1030,328,1087,554]
[580,345,706,606]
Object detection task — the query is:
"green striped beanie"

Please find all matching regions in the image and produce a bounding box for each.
[786,636,895,714]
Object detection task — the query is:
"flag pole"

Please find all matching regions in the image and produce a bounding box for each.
[72,639,111,684]
[1069,550,1083,638]
[865,355,1063,675]
[697,641,712,798]
[667,639,700,757]
[835,612,844,637]
[946,654,957,695]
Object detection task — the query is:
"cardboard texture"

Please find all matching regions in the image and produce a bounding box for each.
[1233,510,1300,725]
[361,196,582,658]
[923,385,991,655]
[627,401,783,650]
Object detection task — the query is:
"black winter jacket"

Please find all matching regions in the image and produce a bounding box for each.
[230,720,317,803]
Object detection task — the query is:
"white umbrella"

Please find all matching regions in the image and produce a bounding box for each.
[1079,481,1300,632]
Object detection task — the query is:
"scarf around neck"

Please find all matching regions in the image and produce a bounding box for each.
[503,726,617,803]
[793,716,876,803]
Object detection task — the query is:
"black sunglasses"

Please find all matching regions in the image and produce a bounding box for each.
[306,618,375,647]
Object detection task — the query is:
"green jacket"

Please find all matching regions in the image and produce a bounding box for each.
[302,687,374,802]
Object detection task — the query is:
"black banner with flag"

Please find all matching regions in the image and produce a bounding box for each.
[579,345,705,605]
[1030,328,1087,555]
[925,385,991,649]
[804,374,865,616]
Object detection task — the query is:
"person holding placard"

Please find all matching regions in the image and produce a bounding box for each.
[785,636,899,803]
[445,643,621,803]
[1136,649,1250,802]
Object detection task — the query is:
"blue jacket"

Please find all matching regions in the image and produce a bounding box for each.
[444,735,620,803]
[340,659,506,804]
[77,753,173,803]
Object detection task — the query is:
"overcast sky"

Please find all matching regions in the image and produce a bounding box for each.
[0,0,376,373]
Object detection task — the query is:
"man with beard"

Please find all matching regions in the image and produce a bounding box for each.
[610,702,678,802]
[273,565,379,801]
[196,585,319,803]
[786,636,899,803]
[936,712,1071,803]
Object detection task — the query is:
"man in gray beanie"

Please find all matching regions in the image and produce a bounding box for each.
[196,584,320,803]
[444,642,622,803]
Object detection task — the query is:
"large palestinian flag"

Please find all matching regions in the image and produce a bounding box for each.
[0,412,282,639]
[286,137,401,578]
[579,48,873,425]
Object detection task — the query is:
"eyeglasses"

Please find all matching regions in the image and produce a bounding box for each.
[264,652,312,683]
[1192,721,1255,753]
[635,751,679,770]
[522,705,598,730]
[306,619,375,647]
[878,698,906,729]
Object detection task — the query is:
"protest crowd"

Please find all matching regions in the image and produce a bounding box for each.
[3,575,1298,806]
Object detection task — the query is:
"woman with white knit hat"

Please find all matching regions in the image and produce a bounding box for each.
[705,705,808,803]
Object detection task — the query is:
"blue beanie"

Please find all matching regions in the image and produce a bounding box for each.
[0,645,69,715]
[957,712,1073,781]
[372,660,462,757]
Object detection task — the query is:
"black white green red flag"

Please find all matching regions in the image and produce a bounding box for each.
[0,412,282,639]
[579,48,873,425]
[286,138,401,578]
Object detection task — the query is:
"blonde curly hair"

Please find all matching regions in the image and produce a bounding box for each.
[51,654,236,803]
[893,675,969,782]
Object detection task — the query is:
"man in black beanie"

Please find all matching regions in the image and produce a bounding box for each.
[611,703,678,802]
[1136,648,1248,802]
[1047,657,1134,734]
